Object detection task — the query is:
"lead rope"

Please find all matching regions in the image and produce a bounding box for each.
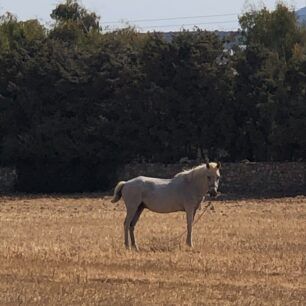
[167,201,214,246]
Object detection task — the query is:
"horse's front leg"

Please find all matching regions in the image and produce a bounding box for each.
[186,210,194,247]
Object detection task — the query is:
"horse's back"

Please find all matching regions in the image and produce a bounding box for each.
[126,176,170,186]
[123,176,170,195]
[122,176,185,213]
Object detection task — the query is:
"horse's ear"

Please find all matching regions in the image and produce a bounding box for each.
[206,162,210,169]
[217,161,221,169]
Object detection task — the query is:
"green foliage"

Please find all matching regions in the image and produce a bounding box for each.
[239,3,306,60]
[51,0,100,32]
[0,1,305,191]
[49,0,100,46]
[236,4,306,161]
[0,13,46,51]
[232,45,283,160]
[270,57,306,160]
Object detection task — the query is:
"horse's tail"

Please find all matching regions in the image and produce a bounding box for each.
[111,181,126,203]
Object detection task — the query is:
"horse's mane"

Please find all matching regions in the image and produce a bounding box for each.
[174,162,218,180]
[174,164,206,180]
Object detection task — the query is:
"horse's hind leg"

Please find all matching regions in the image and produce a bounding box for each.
[124,204,141,249]
[122,188,143,249]
[124,211,134,249]
[129,204,145,251]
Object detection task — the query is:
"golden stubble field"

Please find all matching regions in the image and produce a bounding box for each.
[0,194,305,305]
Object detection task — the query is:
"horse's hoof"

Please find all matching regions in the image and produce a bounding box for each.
[132,245,139,252]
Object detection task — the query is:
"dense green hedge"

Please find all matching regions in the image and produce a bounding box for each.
[0,1,305,191]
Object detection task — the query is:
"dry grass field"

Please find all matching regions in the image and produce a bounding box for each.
[0,194,305,305]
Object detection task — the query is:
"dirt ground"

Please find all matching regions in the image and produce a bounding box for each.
[0,194,305,305]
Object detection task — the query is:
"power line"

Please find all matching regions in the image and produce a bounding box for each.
[103,20,239,31]
[102,13,238,25]
[136,20,238,30]
[102,10,306,31]
[102,10,306,26]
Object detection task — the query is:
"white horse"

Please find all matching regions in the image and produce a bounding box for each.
[111,162,221,249]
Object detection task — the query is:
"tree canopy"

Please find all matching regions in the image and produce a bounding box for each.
[0,1,305,191]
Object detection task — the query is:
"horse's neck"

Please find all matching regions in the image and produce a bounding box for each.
[190,168,208,197]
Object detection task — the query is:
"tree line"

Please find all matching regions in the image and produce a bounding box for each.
[0,1,305,191]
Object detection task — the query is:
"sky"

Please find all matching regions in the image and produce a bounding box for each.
[0,0,306,32]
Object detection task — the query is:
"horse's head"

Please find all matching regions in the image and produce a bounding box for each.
[206,162,221,197]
